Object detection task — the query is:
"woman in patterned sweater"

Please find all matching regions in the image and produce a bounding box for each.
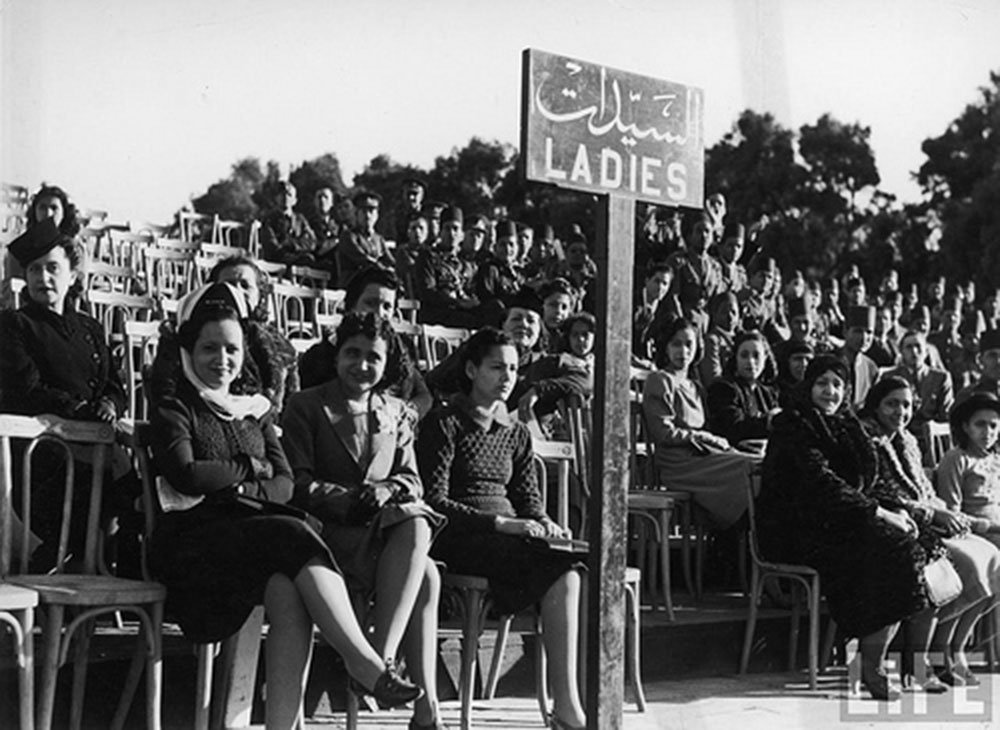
[418,327,587,730]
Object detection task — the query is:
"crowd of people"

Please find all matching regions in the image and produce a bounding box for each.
[3,176,1000,724]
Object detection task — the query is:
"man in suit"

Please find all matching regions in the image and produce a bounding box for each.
[839,305,880,411]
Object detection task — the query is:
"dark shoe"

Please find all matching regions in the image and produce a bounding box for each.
[902,672,949,694]
[934,665,975,687]
[350,660,423,710]
[409,718,449,730]
[861,666,901,701]
[950,664,981,687]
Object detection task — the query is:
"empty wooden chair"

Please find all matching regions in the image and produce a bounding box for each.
[124,321,162,421]
[289,264,332,288]
[141,247,196,299]
[106,230,154,269]
[270,281,322,338]
[1,414,165,730]
[85,261,139,295]
[421,324,469,370]
[179,212,216,244]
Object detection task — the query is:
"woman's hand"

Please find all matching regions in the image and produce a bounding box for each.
[693,431,730,452]
[517,389,539,422]
[877,507,917,536]
[359,483,394,510]
[94,399,117,423]
[931,508,968,536]
[495,516,546,537]
[539,517,570,539]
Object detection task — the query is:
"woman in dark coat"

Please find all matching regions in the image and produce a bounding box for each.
[147,283,420,728]
[757,355,932,700]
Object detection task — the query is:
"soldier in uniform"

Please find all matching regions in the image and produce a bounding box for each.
[474,219,524,311]
[260,181,319,266]
[337,191,395,288]
[304,185,341,276]
[415,206,481,328]
[667,213,723,334]
[391,177,426,244]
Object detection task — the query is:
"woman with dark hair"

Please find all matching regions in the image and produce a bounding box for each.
[757,356,934,700]
[699,291,741,385]
[775,340,814,409]
[642,317,760,530]
[297,266,433,418]
[859,377,1000,689]
[149,255,298,414]
[418,327,587,730]
[26,184,81,238]
[706,330,780,446]
[147,284,421,728]
[0,219,128,562]
[281,312,446,729]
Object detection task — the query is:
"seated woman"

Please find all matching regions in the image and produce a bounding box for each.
[149,255,298,414]
[642,317,761,531]
[698,291,740,386]
[0,219,129,564]
[281,312,446,729]
[418,328,587,730]
[883,331,954,446]
[297,266,432,418]
[859,376,1000,690]
[757,356,935,700]
[937,392,1000,551]
[27,183,81,238]
[706,330,780,447]
[147,283,421,729]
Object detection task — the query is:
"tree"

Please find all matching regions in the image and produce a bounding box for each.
[289,153,348,211]
[918,71,1000,289]
[427,138,516,218]
[799,113,880,218]
[192,157,269,222]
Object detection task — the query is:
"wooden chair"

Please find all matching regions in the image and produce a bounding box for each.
[289,264,332,288]
[179,212,217,244]
[82,291,157,361]
[1,414,165,730]
[214,219,250,249]
[198,242,245,260]
[270,282,322,338]
[421,324,469,370]
[141,247,197,300]
[0,432,39,730]
[445,439,646,730]
[131,422,263,730]
[8,276,27,309]
[398,297,421,325]
[739,475,831,690]
[133,223,172,240]
[124,321,162,421]
[84,261,139,295]
[925,420,952,466]
[155,237,201,254]
[106,230,153,269]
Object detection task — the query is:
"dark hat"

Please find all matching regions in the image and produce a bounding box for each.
[950,391,1000,436]
[538,277,576,301]
[9,218,64,267]
[787,296,811,319]
[352,191,382,208]
[846,305,876,330]
[506,286,543,314]
[496,220,517,239]
[469,216,489,234]
[981,328,1000,352]
[785,340,814,358]
[401,177,426,191]
[441,206,464,226]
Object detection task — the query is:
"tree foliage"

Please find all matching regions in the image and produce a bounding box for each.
[918,71,1000,289]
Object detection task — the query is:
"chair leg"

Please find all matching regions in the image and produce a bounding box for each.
[624,579,647,712]
[194,643,216,730]
[737,529,749,596]
[694,522,705,601]
[111,629,147,730]
[458,588,487,730]
[146,601,163,730]
[821,618,838,671]
[658,507,675,621]
[68,618,95,730]
[484,615,513,700]
[678,501,695,598]
[788,583,801,672]
[807,576,820,691]
[19,606,36,730]
[739,566,762,675]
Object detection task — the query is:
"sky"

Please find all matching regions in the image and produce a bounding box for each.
[2,0,998,224]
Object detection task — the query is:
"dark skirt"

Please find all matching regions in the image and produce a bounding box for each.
[149,500,336,643]
[432,528,585,614]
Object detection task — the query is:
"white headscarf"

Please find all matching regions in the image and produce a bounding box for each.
[177,282,272,421]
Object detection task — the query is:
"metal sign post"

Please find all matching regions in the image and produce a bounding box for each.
[521,48,704,729]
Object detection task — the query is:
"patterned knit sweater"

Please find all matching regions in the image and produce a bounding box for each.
[417,397,546,533]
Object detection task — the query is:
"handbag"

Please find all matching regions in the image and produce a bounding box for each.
[923,556,962,607]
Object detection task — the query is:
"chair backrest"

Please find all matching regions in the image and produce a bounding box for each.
[257,260,288,279]
[532,438,577,534]
[124,320,162,420]
[271,281,322,338]
[0,414,116,576]
[214,219,248,248]
[85,260,139,294]
[290,265,332,289]
[198,242,245,260]
[141,246,197,299]
[317,288,346,316]
[131,421,164,582]
[925,420,952,466]
[421,324,469,370]
[106,229,153,268]
[156,237,201,254]
[559,393,593,502]
[179,211,217,244]
[83,290,156,345]
[8,277,26,309]
[398,297,421,325]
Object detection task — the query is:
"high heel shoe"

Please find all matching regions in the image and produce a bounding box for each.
[860,665,901,701]
[349,659,424,709]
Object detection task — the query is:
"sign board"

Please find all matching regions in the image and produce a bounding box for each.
[521,48,704,208]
